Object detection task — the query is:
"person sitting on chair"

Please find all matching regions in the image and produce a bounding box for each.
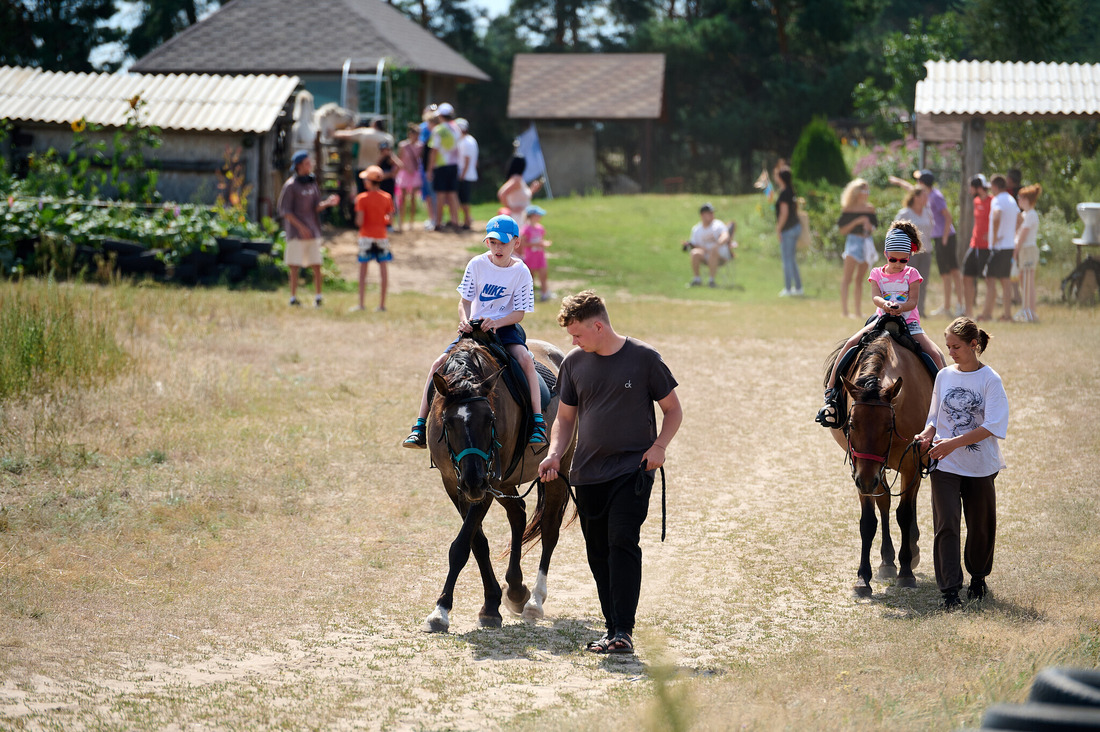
[686,203,734,288]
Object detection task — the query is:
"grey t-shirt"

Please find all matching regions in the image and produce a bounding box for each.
[558,337,678,485]
[277,176,323,240]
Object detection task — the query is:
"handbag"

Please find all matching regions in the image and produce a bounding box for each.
[863,236,879,265]
[795,197,811,251]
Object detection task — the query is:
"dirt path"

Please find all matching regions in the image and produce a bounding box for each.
[324,224,480,295]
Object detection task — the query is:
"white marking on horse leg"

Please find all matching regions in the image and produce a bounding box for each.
[422,604,450,633]
[522,570,548,621]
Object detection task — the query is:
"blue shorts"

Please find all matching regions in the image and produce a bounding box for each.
[844,234,872,263]
[444,324,526,353]
[357,237,392,263]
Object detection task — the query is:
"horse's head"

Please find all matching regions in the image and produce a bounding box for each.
[432,366,505,502]
[840,374,903,495]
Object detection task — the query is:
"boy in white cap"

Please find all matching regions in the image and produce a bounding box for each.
[403,214,546,448]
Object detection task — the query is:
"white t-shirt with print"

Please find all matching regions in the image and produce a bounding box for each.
[690,219,727,251]
[459,135,479,182]
[457,252,535,321]
[925,364,1009,477]
[989,192,1020,251]
[429,121,462,167]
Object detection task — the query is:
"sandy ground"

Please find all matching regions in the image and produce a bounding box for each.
[324,224,481,295]
[1,261,1098,729]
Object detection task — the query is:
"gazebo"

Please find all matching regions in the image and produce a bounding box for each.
[915,59,1100,246]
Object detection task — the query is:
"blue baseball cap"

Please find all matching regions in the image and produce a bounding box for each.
[485,214,519,244]
[525,205,546,217]
[291,150,309,168]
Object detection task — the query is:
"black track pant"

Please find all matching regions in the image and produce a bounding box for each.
[931,470,997,593]
[575,469,653,637]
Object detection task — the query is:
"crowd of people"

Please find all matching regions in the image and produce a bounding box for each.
[275,101,556,309]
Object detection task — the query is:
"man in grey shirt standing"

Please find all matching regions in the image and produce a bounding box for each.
[539,290,682,656]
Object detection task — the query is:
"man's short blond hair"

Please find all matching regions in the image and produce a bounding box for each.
[557,290,609,327]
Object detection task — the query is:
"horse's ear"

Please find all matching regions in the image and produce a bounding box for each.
[432,371,450,397]
[481,366,506,394]
[839,375,858,397]
[884,376,903,403]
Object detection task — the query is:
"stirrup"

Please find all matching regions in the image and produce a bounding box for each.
[815,388,842,429]
[402,425,426,449]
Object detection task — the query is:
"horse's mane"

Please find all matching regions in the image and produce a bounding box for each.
[431,340,500,414]
[851,335,894,400]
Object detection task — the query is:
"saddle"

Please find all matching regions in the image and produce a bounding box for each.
[463,322,554,478]
[836,313,940,384]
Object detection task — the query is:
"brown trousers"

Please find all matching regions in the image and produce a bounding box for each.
[931,470,998,593]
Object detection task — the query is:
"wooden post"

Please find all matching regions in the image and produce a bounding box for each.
[958,116,985,260]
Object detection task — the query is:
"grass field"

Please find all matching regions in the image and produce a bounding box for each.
[1,193,1098,730]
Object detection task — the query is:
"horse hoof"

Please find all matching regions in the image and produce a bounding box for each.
[853,581,873,598]
[896,576,917,589]
[521,600,545,622]
[875,565,898,581]
[422,606,450,633]
[502,583,531,616]
[478,614,503,628]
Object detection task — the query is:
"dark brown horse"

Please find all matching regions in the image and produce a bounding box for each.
[824,333,936,597]
[421,336,575,632]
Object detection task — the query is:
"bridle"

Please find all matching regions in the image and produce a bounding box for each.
[846,398,935,498]
[439,395,500,487]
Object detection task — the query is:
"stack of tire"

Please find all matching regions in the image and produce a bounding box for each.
[88,237,276,286]
[980,667,1100,730]
[80,239,167,278]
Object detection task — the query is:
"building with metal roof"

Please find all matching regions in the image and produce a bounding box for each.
[131,0,489,118]
[507,54,666,196]
[914,59,1100,247]
[0,65,303,217]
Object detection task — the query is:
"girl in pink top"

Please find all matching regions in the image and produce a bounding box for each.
[817,221,946,426]
[395,124,422,231]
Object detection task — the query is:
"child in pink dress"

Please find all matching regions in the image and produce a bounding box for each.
[816,221,946,426]
[395,124,422,231]
[521,205,553,301]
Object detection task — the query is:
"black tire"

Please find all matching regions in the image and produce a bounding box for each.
[1030,668,1100,708]
[224,250,259,269]
[116,251,165,276]
[241,240,274,255]
[101,239,146,257]
[215,237,243,260]
[172,262,199,285]
[981,702,1100,730]
[180,248,217,267]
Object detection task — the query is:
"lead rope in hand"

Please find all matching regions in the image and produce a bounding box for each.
[556,465,668,542]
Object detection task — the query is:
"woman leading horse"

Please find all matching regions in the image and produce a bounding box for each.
[421,331,575,632]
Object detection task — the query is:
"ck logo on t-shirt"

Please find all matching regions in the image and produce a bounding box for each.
[478,284,508,302]
[624,380,632,389]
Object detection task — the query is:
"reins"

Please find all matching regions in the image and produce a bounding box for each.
[845,399,937,498]
[552,466,668,542]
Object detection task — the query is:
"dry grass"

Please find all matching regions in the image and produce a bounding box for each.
[1,277,1098,730]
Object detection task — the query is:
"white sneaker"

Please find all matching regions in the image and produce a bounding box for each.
[954,303,966,316]
[792,287,804,296]
[349,305,365,313]
[314,294,323,308]
[930,307,947,316]
[688,277,702,287]
[778,288,791,297]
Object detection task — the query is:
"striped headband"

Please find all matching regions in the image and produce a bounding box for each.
[885,227,916,254]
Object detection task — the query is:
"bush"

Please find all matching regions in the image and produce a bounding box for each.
[791,118,850,187]
[0,280,128,400]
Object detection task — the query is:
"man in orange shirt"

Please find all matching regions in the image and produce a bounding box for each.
[353,165,394,312]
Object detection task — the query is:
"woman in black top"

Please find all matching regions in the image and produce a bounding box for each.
[775,169,803,296]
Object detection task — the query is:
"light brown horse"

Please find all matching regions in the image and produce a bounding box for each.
[421,335,575,632]
[825,333,936,597]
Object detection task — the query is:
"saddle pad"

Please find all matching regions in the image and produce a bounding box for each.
[534,360,557,397]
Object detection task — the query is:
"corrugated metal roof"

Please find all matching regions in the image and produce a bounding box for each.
[508,54,665,120]
[915,60,1100,116]
[0,66,300,134]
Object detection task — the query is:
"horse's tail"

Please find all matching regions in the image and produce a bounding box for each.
[519,478,575,551]
[824,340,846,387]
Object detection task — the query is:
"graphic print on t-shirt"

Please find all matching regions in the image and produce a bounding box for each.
[942,386,984,452]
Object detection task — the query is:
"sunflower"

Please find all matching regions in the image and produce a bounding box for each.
[128,94,142,110]
[71,118,87,133]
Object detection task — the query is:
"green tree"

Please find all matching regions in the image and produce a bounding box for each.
[791,117,849,185]
[0,0,121,71]
[959,0,1098,63]
[126,1,222,61]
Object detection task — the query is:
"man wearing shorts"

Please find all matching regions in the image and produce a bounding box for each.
[983,176,1020,322]
[427,102,462,231]
[457,118,478,230]
[686,202,732,288]
[539,291,683,656]
[918,171,964,317]
[277,150,339,307]
[963,174,993,318]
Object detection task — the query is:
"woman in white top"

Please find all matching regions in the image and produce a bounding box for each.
[497,156,542,228]
[916,317,1009,610]
[1013,183,1042,322]
[894,187,935,315]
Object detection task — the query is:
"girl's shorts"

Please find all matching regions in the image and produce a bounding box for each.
[843,234,873,263]
[524,249,547,270]
[445,324,526,353]
[1018,245,1040,270]
[866,313,923,335]
[396,170,420,190]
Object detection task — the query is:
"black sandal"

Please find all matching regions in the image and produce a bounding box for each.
[585,636,611,654]
[815,388,842,428]
[605,632,634,655]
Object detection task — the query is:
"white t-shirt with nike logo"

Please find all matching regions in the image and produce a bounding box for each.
[458,252,535,320]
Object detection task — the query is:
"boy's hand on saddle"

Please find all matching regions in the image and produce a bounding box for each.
[458,319,473,333]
